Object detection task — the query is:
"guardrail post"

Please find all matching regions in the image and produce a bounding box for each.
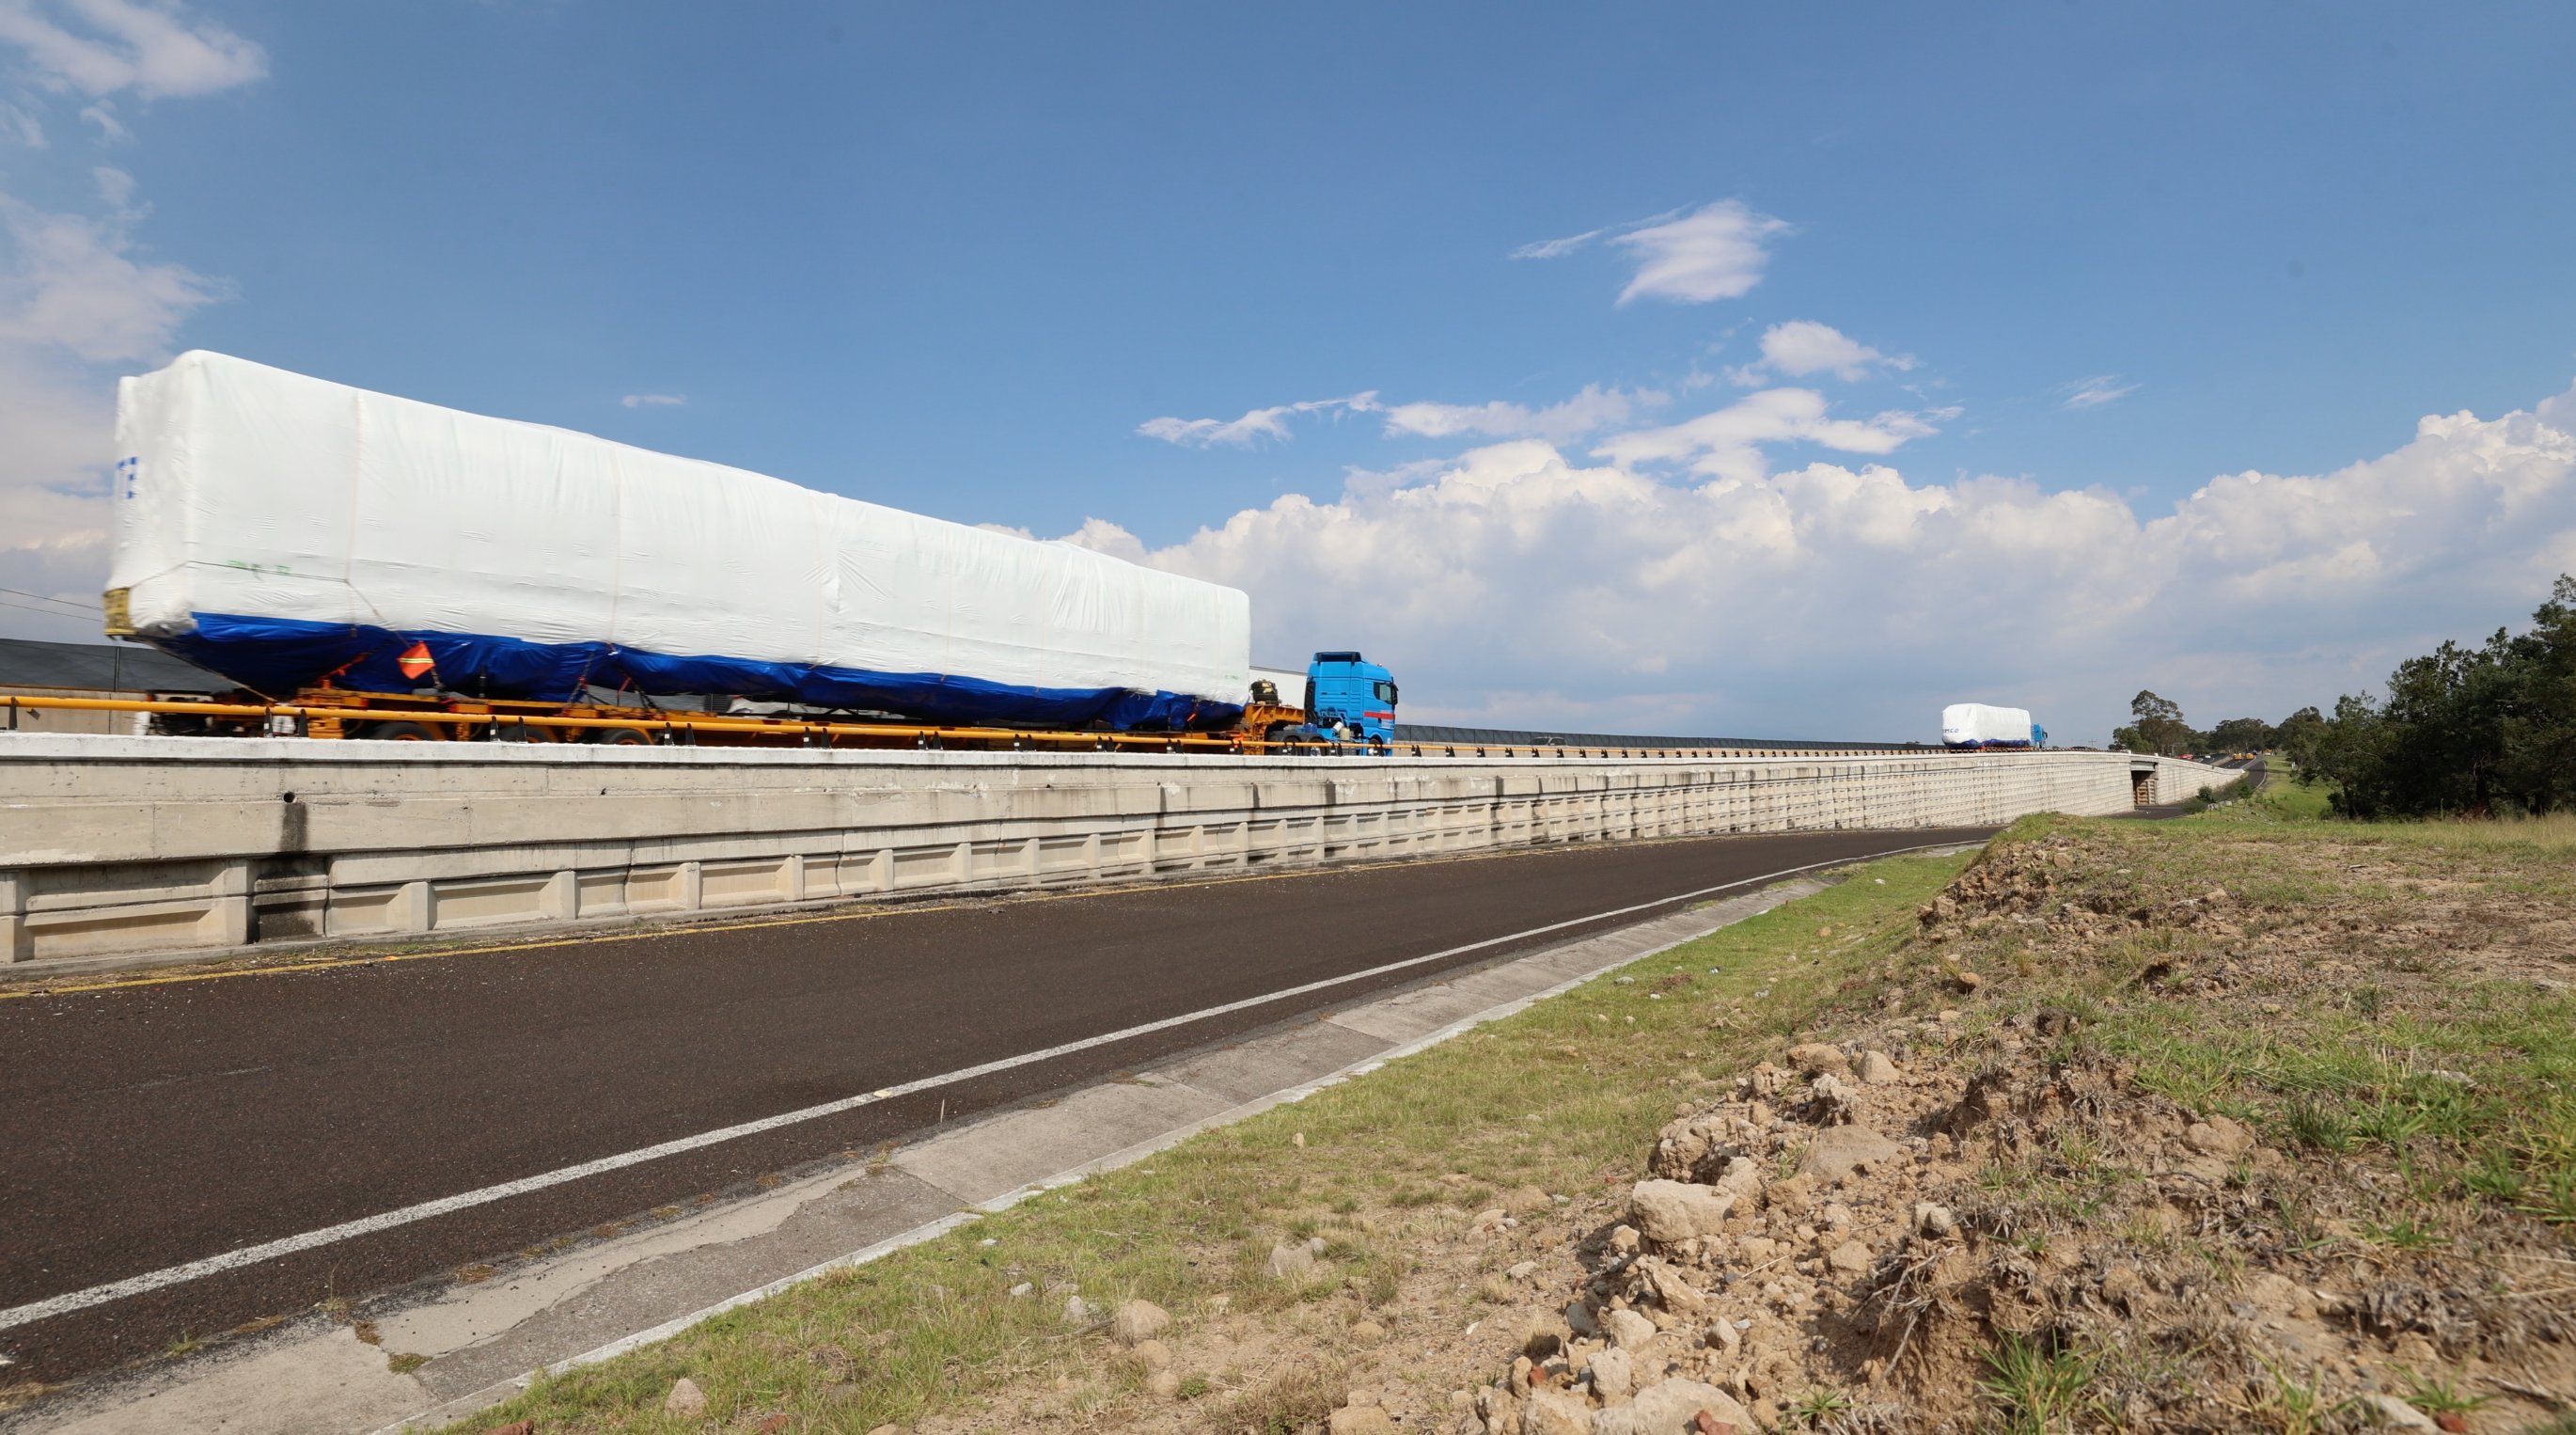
[394,880,432,933]
[0,870,28,962]
[211,859,253,948]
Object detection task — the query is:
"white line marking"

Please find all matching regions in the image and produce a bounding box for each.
[0,837,1964,1333]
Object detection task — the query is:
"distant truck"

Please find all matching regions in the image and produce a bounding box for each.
[1248,652,1399,750]
[1941,702,2045,750]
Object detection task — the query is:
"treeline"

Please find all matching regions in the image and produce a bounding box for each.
[2301,575,2576,818]
[2112,576,2576,818]
[2109,691,2324,761]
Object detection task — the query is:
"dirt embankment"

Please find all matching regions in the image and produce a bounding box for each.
[1462,828,2576,1434]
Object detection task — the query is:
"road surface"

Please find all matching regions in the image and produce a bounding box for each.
[0,826,1989,1384]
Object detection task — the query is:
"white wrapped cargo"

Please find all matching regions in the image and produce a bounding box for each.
[104,352,1251,729]
[1940,702,2041,749]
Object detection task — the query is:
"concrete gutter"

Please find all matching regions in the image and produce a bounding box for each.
[15,860,1916,1435]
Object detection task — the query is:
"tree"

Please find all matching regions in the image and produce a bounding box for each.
[2121,690,2193,756]
[2300,575,2576,817]
[2271,706,2326,768]
[2204,717,2273,754]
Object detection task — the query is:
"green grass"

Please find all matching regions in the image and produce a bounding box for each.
[440,851,1973,1433]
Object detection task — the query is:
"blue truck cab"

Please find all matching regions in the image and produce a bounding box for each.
[1301,651,1398,749]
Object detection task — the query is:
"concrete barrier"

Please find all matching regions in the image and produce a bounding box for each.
[0,735,2235,966]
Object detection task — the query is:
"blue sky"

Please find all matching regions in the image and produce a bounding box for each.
[4,3,2574,742]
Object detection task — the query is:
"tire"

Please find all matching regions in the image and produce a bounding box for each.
[364,721,442,742]
[592,727,655,746]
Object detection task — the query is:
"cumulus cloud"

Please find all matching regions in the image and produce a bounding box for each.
[1069,383,2576,745]
[0,0,266,101]
[1727,320,1916,385]
[1137,391,1380,448]
[0,2,258,640]
[1378,384,1667,444]
[0,189,227,361]
[1611,200,1792,305]
[620,392,684,409]
[2061,375,2138,409]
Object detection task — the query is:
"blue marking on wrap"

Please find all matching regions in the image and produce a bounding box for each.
[157,612,1242,732]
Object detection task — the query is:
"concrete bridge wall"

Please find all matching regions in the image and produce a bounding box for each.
[0,736,2234,966]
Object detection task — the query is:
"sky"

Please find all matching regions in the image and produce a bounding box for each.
[2,3,2573,744]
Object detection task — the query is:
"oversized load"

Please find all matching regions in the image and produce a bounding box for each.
[1940,702,2043,749]
[104,352,1251,730]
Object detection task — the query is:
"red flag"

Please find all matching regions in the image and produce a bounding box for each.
[397,640,436,682]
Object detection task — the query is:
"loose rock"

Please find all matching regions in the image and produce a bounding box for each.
[1858,1049,1901,1084]
[1913,1202,1957,1238]
[1145,1369,1182,1399]
[664,1377,708,1415]
[1783,1042,1849,1077]
[1826,1239,1872,1274]
[1265,1242,1316,1280]
[1131,1337,1172,1371]
[1110,1298,1170,1346]
[1588,1345,1636,1401]
[1520,1388,1593,1435]
[1628,1179,1735,1243]
[2363,1394,2440,1430]
[1795,1126,1901,1182]
[1603,1306,1658,1349]
[1327,1405,1397,1435]
[1592,1379,1753,1435]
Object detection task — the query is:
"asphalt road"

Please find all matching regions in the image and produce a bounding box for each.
[0,826,1988,1385]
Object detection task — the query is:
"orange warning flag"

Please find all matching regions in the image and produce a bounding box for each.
[397,640,436,682]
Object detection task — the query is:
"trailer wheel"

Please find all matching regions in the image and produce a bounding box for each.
[364,721,442,742]
[592,727,655,746]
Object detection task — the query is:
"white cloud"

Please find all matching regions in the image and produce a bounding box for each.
[0,189,227,361]
[1611,200,1792,305]
[0,0,265,101]
[0,4,259,640]
[1068,381,2576,746]
[620,392,684,409]
[1591,386,1952,481]
[0,178,228,639]
[1727,320,1916,385]
[77,99,126,140]
[2061,375,2138,409]
[1507,226,1609,261]
[1137,391,1379,449]
[1379,384,1667,444]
